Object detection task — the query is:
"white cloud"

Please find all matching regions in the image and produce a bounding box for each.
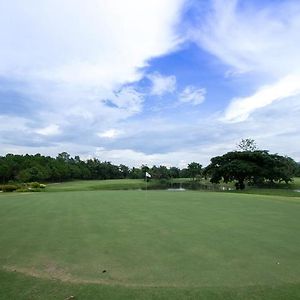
[223,75,300,122]
[35,124,61,136]
[147,72,176,95]
[191,0,300,76]
[0,0,186,139]
[1,96,300,166]
[179,86,206,105]
[0,0,190,161]
[0,116,29,132]
[94,147,210,167]
[109,86,144,114]
[190,0,300,121]
[0,0,185,89]
[98,129,122,139]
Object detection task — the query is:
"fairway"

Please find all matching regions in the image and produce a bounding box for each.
[1,190,300,299]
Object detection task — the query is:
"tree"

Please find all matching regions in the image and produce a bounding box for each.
[141,165,150,180]
[129,167,143,179]
[204,150,298,190]
[187,162,202,181]
[237,138,257,151]
[119,164,130,178]
[0,159,9,184]
[57,152,71,162]
[169,167,180,178]
[296,163,300,177]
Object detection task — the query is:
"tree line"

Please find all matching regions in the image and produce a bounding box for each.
[0,141,299,190]
[0,152,202,184]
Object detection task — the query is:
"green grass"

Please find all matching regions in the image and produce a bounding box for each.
[236,177,300,197]
[45,179,147,192]
[44,177,300,196]
[1,190,300,299]
[45,178,180,192]
[290,177,300,189]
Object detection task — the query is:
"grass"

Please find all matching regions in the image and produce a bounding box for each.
[44,177,300,196]
[1,269,300,300]
[1,189,300,299]
[236,177,300,197]
[45,179,147,192]
[45,178,178,192]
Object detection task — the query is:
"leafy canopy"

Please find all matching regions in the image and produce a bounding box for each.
[204,150,298,190]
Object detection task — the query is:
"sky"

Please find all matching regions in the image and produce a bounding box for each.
[0,0,300,167]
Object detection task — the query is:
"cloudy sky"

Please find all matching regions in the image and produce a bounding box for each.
[1,0,300,167]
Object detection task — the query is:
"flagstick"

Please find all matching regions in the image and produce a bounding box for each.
[145,172,151,200]
[145,173,147,199]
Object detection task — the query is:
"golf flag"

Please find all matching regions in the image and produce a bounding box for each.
[145,172,151,178]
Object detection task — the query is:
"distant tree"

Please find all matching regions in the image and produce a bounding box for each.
[169,167,180,178]
[119,164,130,178]
[129,167,143,179]
[204,150,298,190]
[57,152,71,162]
[17,166,48,182]
[187,162,202,181]
[0,159,9,184]
[179,168,189,178]
[157,165,170,179]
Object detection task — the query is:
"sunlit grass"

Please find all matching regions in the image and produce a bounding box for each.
[1,190,300,299]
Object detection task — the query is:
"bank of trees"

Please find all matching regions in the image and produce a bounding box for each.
[0,152,202,183]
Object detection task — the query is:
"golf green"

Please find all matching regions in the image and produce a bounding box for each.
[0,190,300,299]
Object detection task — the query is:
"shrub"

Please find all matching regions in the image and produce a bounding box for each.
[16,188,31,193]
[1,185,18,192]
[29,182,40,188]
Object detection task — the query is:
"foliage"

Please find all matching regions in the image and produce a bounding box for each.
[236,138,257,151]
[29,182,41,188]
[1,184,18,192]
[0,153,192,184]
[296,162,300,177]
[187,162,202,180]
[204,150,298,190]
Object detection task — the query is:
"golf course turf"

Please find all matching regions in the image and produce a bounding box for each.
[1,185,300,299]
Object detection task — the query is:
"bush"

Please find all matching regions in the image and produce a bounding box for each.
[16,188,31,193]
[1,185,18,192]
[29,182,41,188]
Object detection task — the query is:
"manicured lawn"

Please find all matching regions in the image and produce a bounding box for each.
[45,179,147,192]
[1,190,300,299]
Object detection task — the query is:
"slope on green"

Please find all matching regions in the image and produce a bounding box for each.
[1,190,300,299]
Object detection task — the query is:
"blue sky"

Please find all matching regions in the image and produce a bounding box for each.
[0,0,300,166]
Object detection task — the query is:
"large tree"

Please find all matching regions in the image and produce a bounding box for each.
[204,150,298,190]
